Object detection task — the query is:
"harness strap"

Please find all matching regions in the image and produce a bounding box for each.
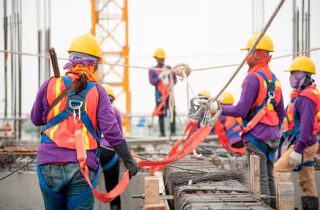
[146,119,199,171]
[46,76,74,117]
[226,122,239,135]
[242,71,276,135]
[214,120,245,154]
[152,91,169,116]
[293,154,315,172]
[36,161,100,210]
[247,133,275,163]
[102,154,119,171]
[139,121,213,169]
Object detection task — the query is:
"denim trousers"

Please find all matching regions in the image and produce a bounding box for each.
[39,162,96,210]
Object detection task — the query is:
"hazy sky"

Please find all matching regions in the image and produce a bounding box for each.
[0,0,320,117]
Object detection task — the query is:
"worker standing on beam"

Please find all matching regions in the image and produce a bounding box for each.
[100,84,122,210]
[210,33,285,208]
[149,48,177,137]
[31,33,138,210]
[274,56,319,210]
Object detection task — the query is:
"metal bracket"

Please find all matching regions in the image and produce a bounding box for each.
[201,98,222,127]
[188,96,207,121]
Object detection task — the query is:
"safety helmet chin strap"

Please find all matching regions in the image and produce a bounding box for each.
[248,50,270,69]
[69,52,100,72]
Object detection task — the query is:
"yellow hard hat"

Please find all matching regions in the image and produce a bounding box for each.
[285,56,316,74]
[68,33,103,63]
[102,84,115,100]
[219,92,234,105]
[154,48,166,59]
[241,33,274,52]
[198,90,211,99]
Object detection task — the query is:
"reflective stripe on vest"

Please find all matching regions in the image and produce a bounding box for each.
[42,75,100,150]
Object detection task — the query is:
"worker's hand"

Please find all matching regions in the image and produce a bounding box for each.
[114,141,139,179]
[209,101,218,113]
[159,71,167,80]
[289,150,302,168]
[125,159,139,179]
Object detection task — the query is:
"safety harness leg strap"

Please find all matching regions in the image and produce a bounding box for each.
[152,93,169,116]
[102,154,119,171]
[247,133,275,163]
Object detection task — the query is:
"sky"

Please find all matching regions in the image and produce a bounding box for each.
[0,0,320,118]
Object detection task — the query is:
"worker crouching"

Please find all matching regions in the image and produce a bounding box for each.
[31,33,138,210]
[274,56,319,210]
[210,33,285,208]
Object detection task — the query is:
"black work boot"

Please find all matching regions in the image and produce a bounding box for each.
[110,205,121,210]
[301,196,319,210]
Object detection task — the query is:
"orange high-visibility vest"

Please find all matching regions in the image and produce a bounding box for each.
[243,67,282,130]
[42,75,99,150]
[284,85,320,137]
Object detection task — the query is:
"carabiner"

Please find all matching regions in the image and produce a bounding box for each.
[69,100,83,122]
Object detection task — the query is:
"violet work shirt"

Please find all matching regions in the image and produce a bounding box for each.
[222,73,285,144]
[293,95,318,154]
[101,107,122,147]
[31,77,125,170]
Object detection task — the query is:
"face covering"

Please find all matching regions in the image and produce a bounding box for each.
[289,71,306,90]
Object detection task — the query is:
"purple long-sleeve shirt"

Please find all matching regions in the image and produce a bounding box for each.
[222,73,286,144]
[101,107,122,147]
[31,76,125,170]
[293,94,318,154]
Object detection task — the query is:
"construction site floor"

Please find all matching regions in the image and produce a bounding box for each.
[0,171,147,210]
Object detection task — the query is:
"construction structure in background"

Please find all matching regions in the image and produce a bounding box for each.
[292,0,311,58]
[2,0,22,140]
[90,0,130,134]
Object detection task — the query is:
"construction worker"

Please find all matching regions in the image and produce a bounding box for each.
[214,92,245,154]
[100,84,122,210]
[210,33,285,208]
[149,48,177,137]
[31,33,138,210]
[274,56,319,210]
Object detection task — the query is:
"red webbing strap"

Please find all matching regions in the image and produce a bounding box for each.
[138,123,211,169]
[242,106,267,135]
[152,81,170,116]
[214,120,245,154]
[150,120,198,171]
[74,125,130,203]
[72,120,209,203]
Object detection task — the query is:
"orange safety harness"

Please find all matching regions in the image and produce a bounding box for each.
[39,78,218,208]
[152,68,172,116]
[214,119,245,154]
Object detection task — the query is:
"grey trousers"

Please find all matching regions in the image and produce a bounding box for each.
[245,139,280,199]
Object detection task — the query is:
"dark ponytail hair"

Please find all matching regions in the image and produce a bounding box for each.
[75,73,88,94]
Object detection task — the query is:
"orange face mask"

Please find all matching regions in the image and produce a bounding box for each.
[66,64,99,83]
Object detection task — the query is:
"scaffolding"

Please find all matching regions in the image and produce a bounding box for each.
[91,0,130,134]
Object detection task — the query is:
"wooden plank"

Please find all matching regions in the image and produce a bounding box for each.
[145,176,160,204]
[250,155,260,198]
[278,182,294,210]
[142,200,166,210]
[275,173,292,210]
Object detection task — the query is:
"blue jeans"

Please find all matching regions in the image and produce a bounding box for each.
[39,163,96,210]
